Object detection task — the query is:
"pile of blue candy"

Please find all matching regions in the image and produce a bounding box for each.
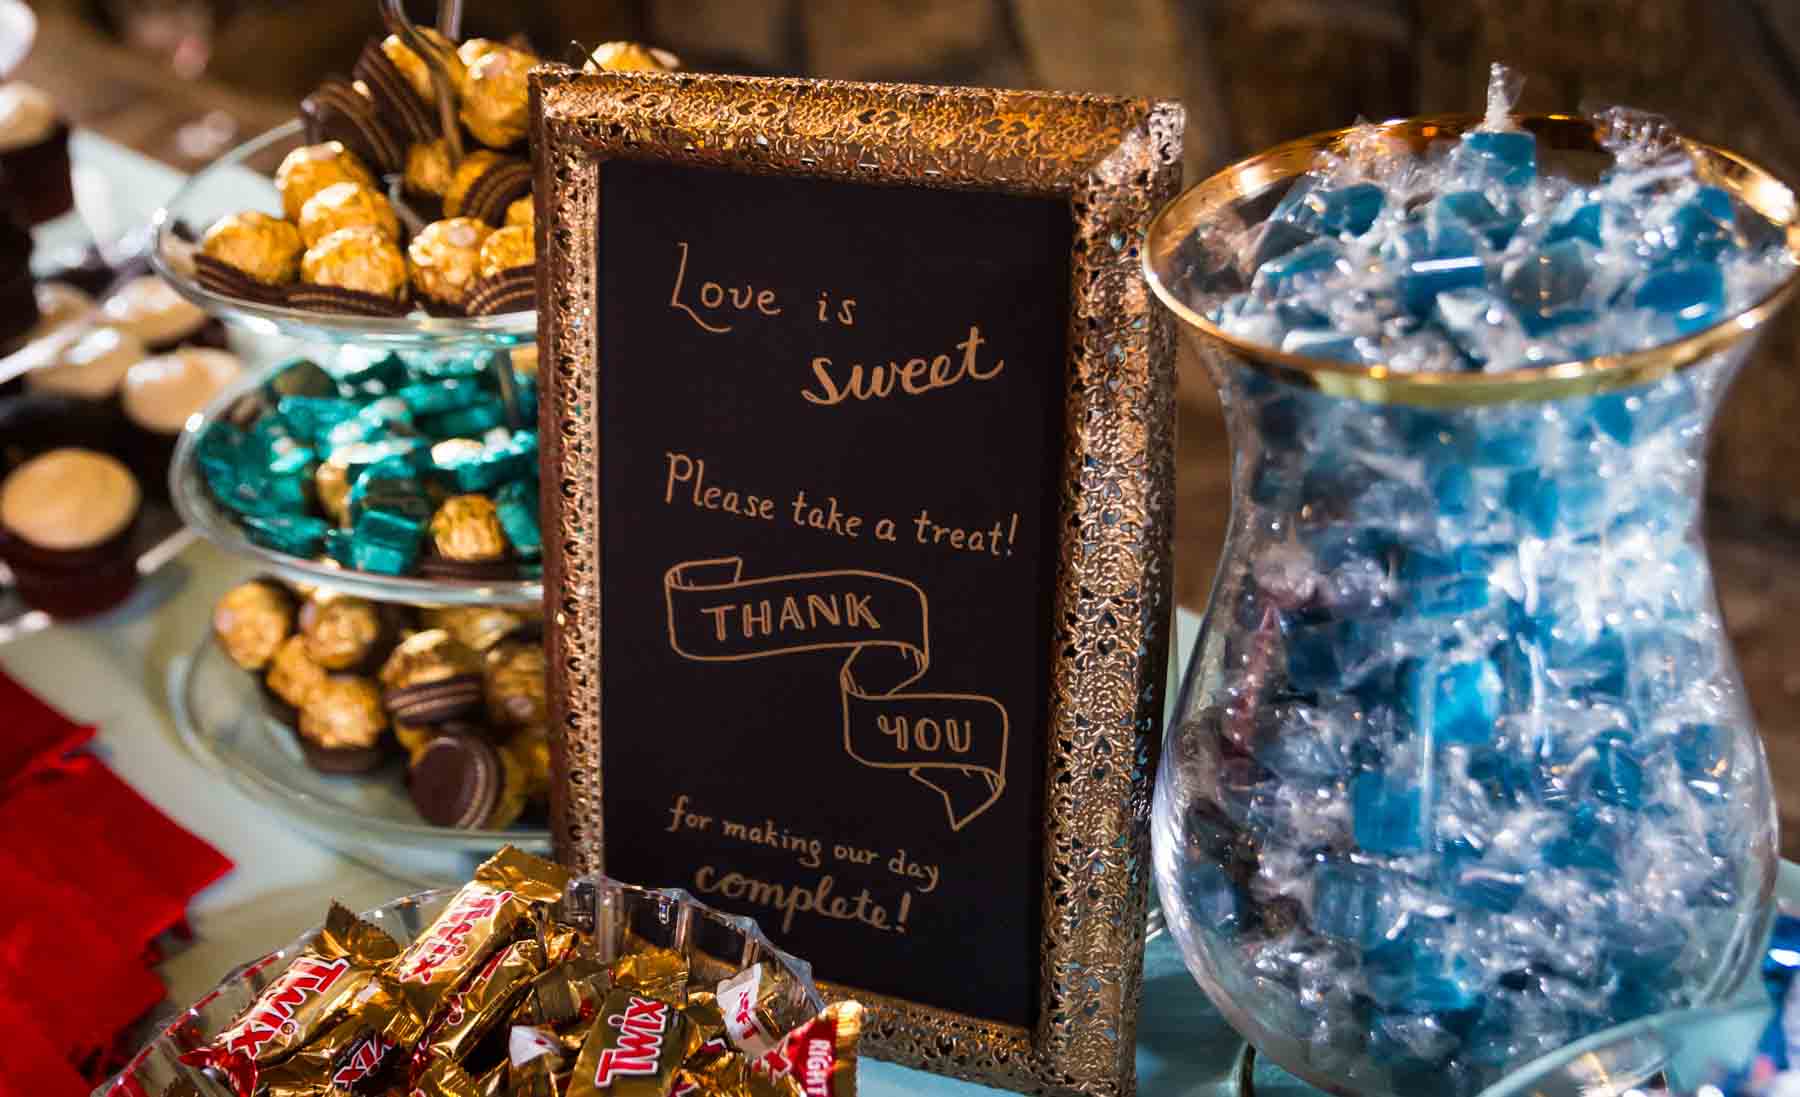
[1163,67,1790,1096]
[194,345,542,580]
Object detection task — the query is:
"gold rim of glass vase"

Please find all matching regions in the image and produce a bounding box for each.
[1143,112,1800,407]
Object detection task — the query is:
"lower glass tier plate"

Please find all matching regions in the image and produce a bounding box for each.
[168,632,551,886]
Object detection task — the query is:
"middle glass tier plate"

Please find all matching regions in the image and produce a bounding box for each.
[172,362,544,607]
[149,119,536,351]
[170,632,552,886]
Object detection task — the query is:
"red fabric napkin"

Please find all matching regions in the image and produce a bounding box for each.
[0,668,233,1096]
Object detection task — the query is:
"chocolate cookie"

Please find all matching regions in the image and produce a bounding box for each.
[466,265,534,317]
[302,79,407,177]
[383,674,486,722]
[353,40,439,147]
[408,731,504,828]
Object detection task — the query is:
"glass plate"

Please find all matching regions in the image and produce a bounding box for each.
[170,360,543,607]
[148,119,536,351]
[95,878,826,1097]
[169,631,552,886]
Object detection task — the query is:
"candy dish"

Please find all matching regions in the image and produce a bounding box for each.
[169,633,550,885]
[170,361,543,608]
[95,874,826,1097]
[149,121,536,351]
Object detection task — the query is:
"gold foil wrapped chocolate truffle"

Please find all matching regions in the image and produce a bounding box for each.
[407,218,493,310]
[585,42,681,72]
[459,45,532,149]
[316,460,352,525]
[200,211,304,286]
[405,138,454,199]
[421,605,534,653]
[298,675,389,750]
[297,181,400,248]
[380,628,484,691]
[478,224,533,279]
[442,148,507,219]
[380,28,464,106]
[430,494,508,562]
[298,590,386,671]
[485,639,546,727]
[504,195,532,230]
[274,141,377,221]
[267,633,329,708]
[394,719,435,759]
[213,580,294,671]
[503,724,552,804]
[301,228,410,301]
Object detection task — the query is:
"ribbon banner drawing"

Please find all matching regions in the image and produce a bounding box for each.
[664,557,1009,830]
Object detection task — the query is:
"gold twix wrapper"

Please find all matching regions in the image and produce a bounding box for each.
[409,1056,482,1097]
[752,1002,863,1097]
[389,846,568,1021]
[418,936,546,1063]
[568,988,701,1097]
[610,946,689,1004]
[180,903,400,1097]
[256,976,424,1097]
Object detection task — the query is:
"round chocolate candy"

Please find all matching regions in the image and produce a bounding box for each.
[484,638,546,727]
[504,195,532,230]
[478,225,533,279]
[380,628,485,723]
[429,493,508,562]
[301,227,410,302]
[408,730,528,829]
[405,138,454,199]
[408,218,494,312]
[298,181,400,248]
[459,45,533,149]
[503,724,552,805]
[297,675,390,773]
[200,211,303,286]
[421,605,536,653]
[442,149,507,219]
[213,579,294,671]
[379,28,464,107]
[315,459,352,525]
[275,141,378,221]
[456,38,506,68]
[266,633,328,709]
[297,590,386,671]
[585,42,681,72]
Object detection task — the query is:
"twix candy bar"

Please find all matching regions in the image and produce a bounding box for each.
[409,1057,481,1097]
[714,964,794,1059]
[181,903,401,1097]
[389,846,568,1021]
[610,946,689,1004]
[752,1002,862,1097]
[256,976,425,1097]
[415,936,546,1069]
[567,987,701,1097]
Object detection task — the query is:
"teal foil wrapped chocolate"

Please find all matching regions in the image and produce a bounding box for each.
[397,379,485,418]
[428,431,536,494]
[348,509,425,574]
[420,398,505,439]
[494,479,540,560]
[330,350,408,394]
[240,512,329,557]
[347,457,432,524]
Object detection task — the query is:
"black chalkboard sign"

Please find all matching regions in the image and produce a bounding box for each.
[595,159,1071,1028]
[539,69,1181,1096]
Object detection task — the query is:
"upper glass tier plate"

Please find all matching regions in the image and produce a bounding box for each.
[171,361,544,606]
[149,119,536,350]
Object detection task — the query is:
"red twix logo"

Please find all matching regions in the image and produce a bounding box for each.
[395,890,510,984]
[437,942,511,1030]
[220,955,351,1056]
[331,1033,393,1086]
[592,996,671,1086]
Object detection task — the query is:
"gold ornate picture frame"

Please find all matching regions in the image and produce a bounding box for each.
[535,66,1183,1097]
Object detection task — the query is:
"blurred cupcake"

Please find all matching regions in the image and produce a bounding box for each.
[120,347,243,500]
[25,326,145,447]
[0,448,141,618]
[0,213,36,356]
[26,282,94,343]
[0,83,72,226]
[100,275,225,353]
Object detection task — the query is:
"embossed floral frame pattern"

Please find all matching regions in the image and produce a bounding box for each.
[534,67,1183,1097]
